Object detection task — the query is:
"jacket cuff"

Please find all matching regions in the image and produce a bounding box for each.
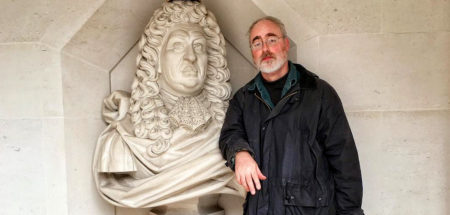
[226,147,255,171]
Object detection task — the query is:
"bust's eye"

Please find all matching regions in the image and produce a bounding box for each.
[193,43,205,53]
[170,42,184,52]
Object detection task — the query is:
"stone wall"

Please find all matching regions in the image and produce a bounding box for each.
[0,43,68,215]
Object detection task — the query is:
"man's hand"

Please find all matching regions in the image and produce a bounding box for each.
[234,151,267,195]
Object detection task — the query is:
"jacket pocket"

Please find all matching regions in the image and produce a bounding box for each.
[284,181,328,207]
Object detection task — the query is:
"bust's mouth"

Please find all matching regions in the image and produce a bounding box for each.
[182,66,198,77]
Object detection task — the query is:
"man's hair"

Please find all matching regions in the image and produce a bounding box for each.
[247,16,287,43]
[129,0,231,157]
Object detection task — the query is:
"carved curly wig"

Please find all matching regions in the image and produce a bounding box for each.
[129,0,231,157]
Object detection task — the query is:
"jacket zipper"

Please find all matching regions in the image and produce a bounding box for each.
[254,93,272,111]
[254,91,299,111]
[280,91,298,104]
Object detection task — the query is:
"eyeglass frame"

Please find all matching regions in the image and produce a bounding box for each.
[250,35,285,51]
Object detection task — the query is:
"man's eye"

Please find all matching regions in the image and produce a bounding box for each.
[268,37,278,44]
[253,41,262,48]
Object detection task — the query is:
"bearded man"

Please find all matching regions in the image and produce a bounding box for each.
[92,1,245,213]
[219,16,364,215]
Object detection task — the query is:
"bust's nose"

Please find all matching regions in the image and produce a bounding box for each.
[183,45,197,62]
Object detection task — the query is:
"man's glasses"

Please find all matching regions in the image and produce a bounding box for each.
[251,36,283,51]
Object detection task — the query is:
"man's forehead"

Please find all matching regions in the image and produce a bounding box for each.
[250,20,282,41]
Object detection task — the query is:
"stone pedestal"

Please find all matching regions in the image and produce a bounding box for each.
[149,195,222,215]
[116,194,244,215]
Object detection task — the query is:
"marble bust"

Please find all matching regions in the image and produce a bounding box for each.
[92,0,245,214]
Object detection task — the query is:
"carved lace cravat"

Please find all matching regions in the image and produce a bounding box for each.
[160,89,212,131]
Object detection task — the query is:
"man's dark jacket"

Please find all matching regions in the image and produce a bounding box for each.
[219,63,364,215]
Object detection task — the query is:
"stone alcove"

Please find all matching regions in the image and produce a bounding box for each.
[60,1,303,214]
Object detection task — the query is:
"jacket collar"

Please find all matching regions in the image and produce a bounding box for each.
[296,63,317,89]
[247,61,317,93]
[247,61,299,108]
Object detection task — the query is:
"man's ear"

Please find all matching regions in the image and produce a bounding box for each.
[284,37,290,52]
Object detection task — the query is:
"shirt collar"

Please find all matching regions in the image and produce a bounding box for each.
[247,61,299,108]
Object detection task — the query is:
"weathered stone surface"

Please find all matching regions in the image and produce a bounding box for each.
[0,0,52,42]
[318,32,449,112]
[0,0,105,46]
[61,54,109,119]
[284,0,381,34]
[250,0,318,40]
[65,118,114,215]
[348,110,449,215]
[110,43,138,92]
[0,118,67,214]
[383,0,450,33]
[62,0,160,70]
[42,118,68,215]
[298,36,320,73]
[0,44,62,118]
[0,119,45,215]
[40,0,106,49]
[225,41,257,95]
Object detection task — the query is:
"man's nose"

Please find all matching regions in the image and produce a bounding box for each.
[261,41,270,52]
[184,45,197,62]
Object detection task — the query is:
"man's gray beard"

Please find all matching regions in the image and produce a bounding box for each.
[258,57,286,74]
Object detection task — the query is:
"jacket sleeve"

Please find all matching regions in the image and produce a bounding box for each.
[316,81,364,215]
[219,90,254,170]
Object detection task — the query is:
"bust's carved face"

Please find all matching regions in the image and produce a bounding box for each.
[159,23,208,97]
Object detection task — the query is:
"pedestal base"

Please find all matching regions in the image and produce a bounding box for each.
[116,194,243,215]
[149,195,223,215]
